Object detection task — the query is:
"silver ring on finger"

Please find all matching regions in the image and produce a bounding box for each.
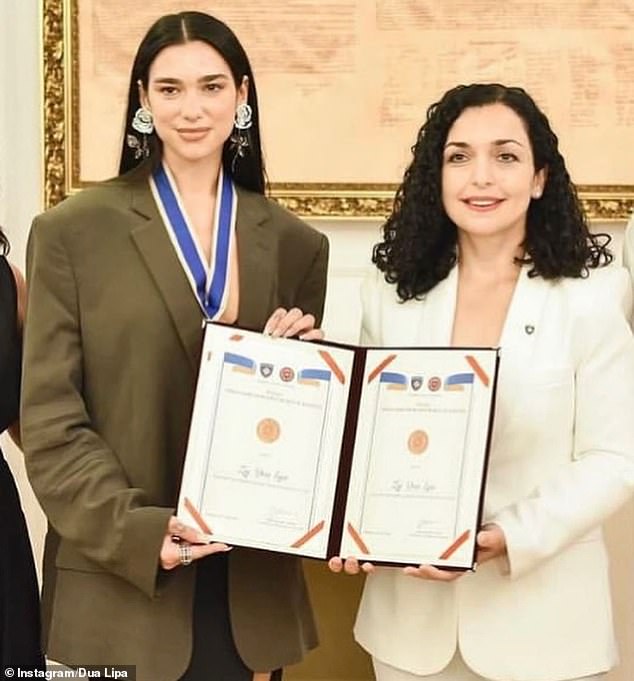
[178,542,193,566]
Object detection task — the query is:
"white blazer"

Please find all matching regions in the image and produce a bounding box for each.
[354,264,634,681]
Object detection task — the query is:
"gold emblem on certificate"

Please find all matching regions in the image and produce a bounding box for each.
[407,429,429,455]
[257,417,281,444]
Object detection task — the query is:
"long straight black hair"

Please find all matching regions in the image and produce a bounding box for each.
[118,11,266,194]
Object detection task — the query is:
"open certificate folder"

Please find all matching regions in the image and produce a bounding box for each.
[177,323,499,570]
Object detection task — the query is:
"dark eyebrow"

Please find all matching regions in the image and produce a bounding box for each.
[199,74,230,83]
[492,138,524,147]
[444,139,525,149]
[152,74,230,84]
[444,141,470,150]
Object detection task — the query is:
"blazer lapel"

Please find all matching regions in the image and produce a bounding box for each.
[499,266,549,354]
[235,188,276,332]
[128,178,203,371]
[495,267,552,430]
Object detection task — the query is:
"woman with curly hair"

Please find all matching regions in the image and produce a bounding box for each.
[331,84,634,681]
[0,227,44,670]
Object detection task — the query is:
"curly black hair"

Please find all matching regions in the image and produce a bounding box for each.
[0,226,9,256]
[373,83,612,301]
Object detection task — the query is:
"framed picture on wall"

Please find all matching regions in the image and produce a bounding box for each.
[42,0,634,218]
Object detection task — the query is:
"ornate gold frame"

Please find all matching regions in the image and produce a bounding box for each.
[42,0,634,220]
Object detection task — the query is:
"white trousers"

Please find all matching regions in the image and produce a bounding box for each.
[372,653,605,681]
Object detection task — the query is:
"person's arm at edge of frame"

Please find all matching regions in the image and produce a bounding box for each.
[7,263,26,447]
[622,214,634,327]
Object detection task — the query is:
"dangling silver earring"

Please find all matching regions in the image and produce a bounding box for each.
[230,103,253,171]
[234,102,252,131]
[127,107,154,160]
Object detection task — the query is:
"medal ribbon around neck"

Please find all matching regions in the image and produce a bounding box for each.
[150,162,237,320]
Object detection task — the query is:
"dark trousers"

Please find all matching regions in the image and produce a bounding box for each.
[179,553,282,681]
[0,453,45,671]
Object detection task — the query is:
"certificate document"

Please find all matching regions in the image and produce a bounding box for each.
[340,349,498,569]
[178,325,499,569]
[178,323,354,559]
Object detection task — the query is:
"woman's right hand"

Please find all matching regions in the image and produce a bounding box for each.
[160,516,232,570]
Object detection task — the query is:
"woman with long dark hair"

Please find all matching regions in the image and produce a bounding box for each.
[0,227,43,670]
[332,84,634,681]
[21,12,327,681]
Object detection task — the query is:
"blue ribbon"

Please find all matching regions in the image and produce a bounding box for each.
[152,163,235,319]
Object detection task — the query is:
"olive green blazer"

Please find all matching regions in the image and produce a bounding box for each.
[21,165,328,681]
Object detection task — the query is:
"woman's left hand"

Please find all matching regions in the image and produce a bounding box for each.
[263,307,324,341]
[402,564,465,581]
[328,556,375,575]
[475,523,508,566]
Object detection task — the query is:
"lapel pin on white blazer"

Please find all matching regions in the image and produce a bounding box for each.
[524,324,535,335]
